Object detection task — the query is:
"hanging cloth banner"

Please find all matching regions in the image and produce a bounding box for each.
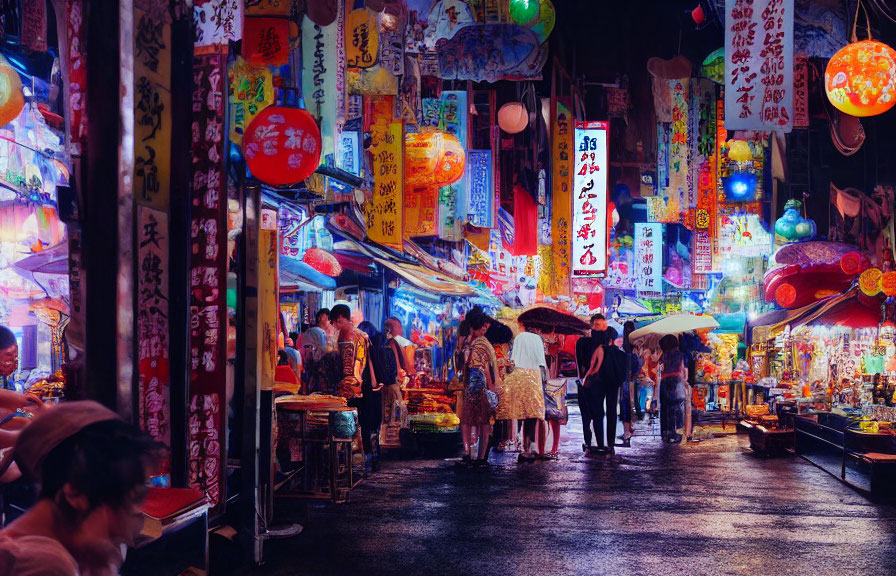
[228,56,274,145]
[690,78,717,274]
[188,52,228,514]
[550,100,573,297]
[667,78,690,210]
[512,184,538,256]
[467,150,493,228]
[345,8,380,69]
[137,206,170,465]
[365,97,404,247]
[134,0,172,210]
[259,209,279,391]
[65,0,87,156]
[793,54,809,128]
[571,121,608,277]
[404,188,438,236]
[724,0,794,132]
[302,4,343,166]
[635,223,663,294]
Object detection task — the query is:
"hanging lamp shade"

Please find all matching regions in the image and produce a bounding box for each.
[508,0,540,27]
[825,40,896,117]
[244,106,321,186]
[303,247,343,277]
[498,102,528,134]
[0,55,24,128]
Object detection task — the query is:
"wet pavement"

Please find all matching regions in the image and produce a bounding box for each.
[245,406,896,576]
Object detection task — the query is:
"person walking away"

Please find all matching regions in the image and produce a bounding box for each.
[619,321,642,447]
[0,401,160,575]
[657,334,687,443]
[583,328,626,454]
[359,322,396,468]
[458,312,499,468]
[382,318,409,428]
[497,324,547,462]
[330,305,381,461]
[575,314,606,452]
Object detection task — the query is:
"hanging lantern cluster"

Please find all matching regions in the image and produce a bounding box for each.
[404,130,466,189]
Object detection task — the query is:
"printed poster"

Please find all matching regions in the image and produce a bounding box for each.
[635,223,663,294]
[467,150,493,228]
[571,121,608,277]
[724,0,794,132]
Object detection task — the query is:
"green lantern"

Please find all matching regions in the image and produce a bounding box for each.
[509,0,540,27]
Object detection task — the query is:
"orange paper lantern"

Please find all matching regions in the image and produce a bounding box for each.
[404,130,466,189]
[840,251,865,275]
[882,271,896,296]
[0,55,24,128]
[860,267,883,296]
[825,40,896,117]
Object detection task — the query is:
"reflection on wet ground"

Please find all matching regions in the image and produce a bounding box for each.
[248,406,896,576]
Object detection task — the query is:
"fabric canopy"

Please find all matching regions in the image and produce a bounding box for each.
[629,313,719,340]
[374,258,475,297]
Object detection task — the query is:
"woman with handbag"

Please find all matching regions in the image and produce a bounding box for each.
[538,330,567,460]
[459,312,500,468]
[497,323,547,462]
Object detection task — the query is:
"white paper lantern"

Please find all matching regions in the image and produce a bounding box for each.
[498,102,528,134]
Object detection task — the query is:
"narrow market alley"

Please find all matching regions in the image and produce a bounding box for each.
[245,407,896,576]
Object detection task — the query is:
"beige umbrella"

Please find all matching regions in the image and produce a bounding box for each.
[629,313,719,341]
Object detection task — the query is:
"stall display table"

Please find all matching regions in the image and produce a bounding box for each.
[795,412,896,500]
[274,397,363,503]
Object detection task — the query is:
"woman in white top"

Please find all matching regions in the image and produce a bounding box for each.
[496,324,547,461]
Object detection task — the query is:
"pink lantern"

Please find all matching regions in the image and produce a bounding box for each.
[497,102,528,134]
[244,107,321,186]
[303,247,343,277]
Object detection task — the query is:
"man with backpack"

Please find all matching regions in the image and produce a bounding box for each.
[575,314,607,453]
[582,326,626,454]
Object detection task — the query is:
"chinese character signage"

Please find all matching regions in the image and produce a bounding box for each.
[134,0,172,210]
[188,52,227,512]
[137,206,170,456]
[551,100,573,296]
[302,5,342,165]
[345,8,379,69]
[793,54,809,128]
[243,17,290,66]
[337,130,360,175]
[66,0,87,155]
[438,91,468,241]
[571,121,608,277]
[366,100,403,247]
[724,0,794,132]
[193,0,243,48]
[468,150,493,228]
[635,223,663,294]
[668,78,690,208]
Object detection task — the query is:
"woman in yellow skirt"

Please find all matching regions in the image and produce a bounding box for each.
[497,323,546,461]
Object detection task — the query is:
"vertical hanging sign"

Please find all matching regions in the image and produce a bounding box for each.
[193,0,243,47]
[668,78,690,212]
[302,1,343,166]
[793,54,809,128]
[571,121,608,277]
[66,0,87,156]
[137,207,170,458]
[724,0,794,132]
[467,150,493,228]
[134,0,173,210]
[366,97,403,247]
[635,223,663,294]
[551,100,573,296]
[188,52,228,512]
[438,90,468,241]
[259,208,279,391]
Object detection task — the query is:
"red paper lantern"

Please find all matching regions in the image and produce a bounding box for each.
[840,251,865,275]
[244,107,321,186]
[303,247,342,277]
[775,283,797,308]
[825,40,896,117]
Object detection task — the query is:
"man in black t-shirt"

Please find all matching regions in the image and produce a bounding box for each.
[576,314,607,452]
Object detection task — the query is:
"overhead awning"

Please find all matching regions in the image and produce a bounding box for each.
[374,258,475,297]
[280,256,336,291]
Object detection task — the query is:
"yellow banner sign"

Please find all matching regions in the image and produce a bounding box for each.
[550,100,573,298]
[367,116,404,247]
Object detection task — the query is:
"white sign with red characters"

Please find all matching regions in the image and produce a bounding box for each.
[571,121,608,277]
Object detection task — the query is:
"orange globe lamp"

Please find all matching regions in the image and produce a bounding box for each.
[405,130,466,189]
[497,102,528,134]
[881,271,896,296]
[825,40,896,117]
[860,267,883,296]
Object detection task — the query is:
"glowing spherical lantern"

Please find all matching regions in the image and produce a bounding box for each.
[840,251,865,275]
[0,55,24,128]
[303,247,343,277]
[508,0,540,27]
[244,106,321,186]
[860,267,883,296]
[404,130,466,189]
[825,40,896,117]
[774,283,797,308]
[530,0,555,42]
[727,139,752,163]
[498,102,529,134]
[881,271,896,296]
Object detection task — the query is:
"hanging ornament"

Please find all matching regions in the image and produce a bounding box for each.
[497,102,528,134]
[0,55,24,128]
[508,0,540,27]
[244,106,322,186]
[530,0,555,42]
[860,267,883,296]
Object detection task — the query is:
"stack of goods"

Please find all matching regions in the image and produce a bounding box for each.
[407,391,459,432]
[275,394,348,411]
